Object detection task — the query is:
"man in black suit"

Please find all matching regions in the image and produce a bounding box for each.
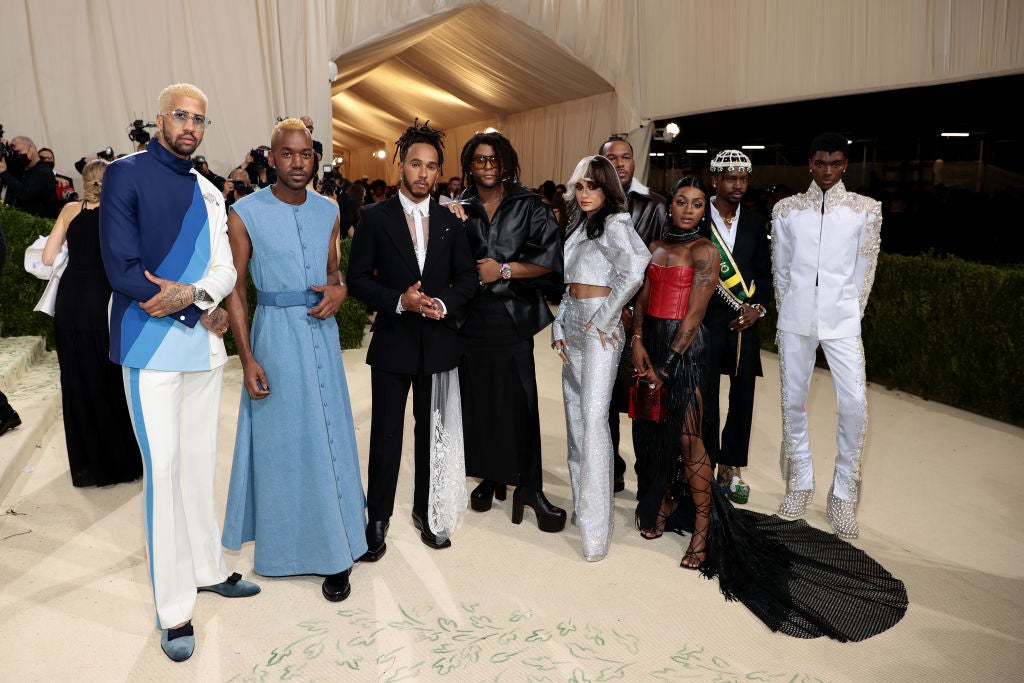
[704,149,772,504]
[347,121,477,559]
[599,136,667,493]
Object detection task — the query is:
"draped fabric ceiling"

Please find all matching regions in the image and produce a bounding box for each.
[3,0,1023,189]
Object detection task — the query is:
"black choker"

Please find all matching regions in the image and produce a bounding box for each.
[663,226,704,244]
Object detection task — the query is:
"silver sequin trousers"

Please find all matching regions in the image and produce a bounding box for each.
[559,295,622,561]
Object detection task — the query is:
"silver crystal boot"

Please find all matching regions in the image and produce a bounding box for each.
[777,487,814,519]
[826,485,860,539]
[777,457,813,519]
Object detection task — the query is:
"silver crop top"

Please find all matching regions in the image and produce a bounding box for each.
[553,211,651,335]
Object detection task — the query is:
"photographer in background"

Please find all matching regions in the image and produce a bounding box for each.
[241,145,275,188]
[194,155,225,192]
[1,134,58,217]
[223,166,254,209]
[38,147,79,209]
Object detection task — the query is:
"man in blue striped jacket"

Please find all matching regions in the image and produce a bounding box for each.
[99,82,259,663]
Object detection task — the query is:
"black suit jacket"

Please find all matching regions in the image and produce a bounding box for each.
[347,194,477,375]
[706,207,772,376]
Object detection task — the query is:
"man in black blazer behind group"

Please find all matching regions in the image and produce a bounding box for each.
[347,121,477,559]
[704,149,772,505]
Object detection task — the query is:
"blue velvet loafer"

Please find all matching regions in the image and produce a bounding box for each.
[160,622,195,662]
[197,572,261,598]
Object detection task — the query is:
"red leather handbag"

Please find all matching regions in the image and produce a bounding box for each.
[628,376,667,422]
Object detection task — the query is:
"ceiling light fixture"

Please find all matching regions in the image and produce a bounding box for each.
[686,149,708,154]
[940,132,970,137]
[741,145,765,150]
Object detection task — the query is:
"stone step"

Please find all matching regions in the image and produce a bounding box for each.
[0,336,48,395]
[0,342,61,506]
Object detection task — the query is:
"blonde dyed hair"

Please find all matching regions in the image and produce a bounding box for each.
[81,159,109,203]
[272,117,312,140]
[158,83,208,113]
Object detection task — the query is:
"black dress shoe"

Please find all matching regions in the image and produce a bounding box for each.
[469,479,507,512]
[0,410,22,438]
[322,569,352,602]
[358,519,389,562]
[411,510,452,549]
[511,488,567,533]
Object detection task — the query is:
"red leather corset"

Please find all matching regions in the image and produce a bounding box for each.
[646,263,693,319]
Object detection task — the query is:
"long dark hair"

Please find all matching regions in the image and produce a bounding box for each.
[666,176,712,238]
[563,155,627,240]
[459,131,520,190]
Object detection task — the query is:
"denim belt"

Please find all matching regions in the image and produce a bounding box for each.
[256,289,322,307]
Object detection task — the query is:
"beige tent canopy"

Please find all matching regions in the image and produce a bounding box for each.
[4,0,1022,188]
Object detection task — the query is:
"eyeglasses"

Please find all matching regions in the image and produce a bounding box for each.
[471,154,499,170]
[162,109,211,129]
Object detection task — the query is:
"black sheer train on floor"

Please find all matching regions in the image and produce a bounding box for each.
[634,310,907,642]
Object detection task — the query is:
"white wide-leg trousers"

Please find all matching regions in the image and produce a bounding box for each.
[123,366,229,628]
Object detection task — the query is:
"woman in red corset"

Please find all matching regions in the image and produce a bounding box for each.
[630,177,719,567]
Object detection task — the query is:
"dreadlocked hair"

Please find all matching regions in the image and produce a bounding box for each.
[393,118,445,165]
[459,131,520,189]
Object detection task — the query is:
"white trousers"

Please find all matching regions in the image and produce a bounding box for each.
[123,366,228,628]
[777,321,867,502]
[560,295,620,561]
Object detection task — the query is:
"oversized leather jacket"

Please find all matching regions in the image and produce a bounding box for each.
[626,179,668,245]
[458,182,564,337]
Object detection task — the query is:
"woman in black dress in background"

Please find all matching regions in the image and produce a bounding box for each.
[43,159,142,487]
[631,177,908,641]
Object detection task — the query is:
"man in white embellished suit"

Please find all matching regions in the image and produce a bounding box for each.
[770,132,881,540]
[100,83,260,663]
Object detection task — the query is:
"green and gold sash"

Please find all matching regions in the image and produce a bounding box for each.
[709,220,756,375]
[709,221,755,308]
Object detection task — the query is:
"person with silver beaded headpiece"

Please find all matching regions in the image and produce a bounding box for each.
[771,132,882,539]
[704,149,772,505]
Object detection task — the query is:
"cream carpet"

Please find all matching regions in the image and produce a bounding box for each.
[1,330,1022,682]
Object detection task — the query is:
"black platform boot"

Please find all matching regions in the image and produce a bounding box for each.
[511,488,567,533]
[470,479,508,512]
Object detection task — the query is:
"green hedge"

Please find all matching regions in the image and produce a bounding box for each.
[861,253,1023,426]
[0,205,56,346]
[757,251,1024,427]
[0,204,366,352]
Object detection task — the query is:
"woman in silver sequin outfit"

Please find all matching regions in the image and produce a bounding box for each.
[551,156,650,562]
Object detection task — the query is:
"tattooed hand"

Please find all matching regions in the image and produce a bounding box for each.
[140,270,195,317]
[200,307,229,337]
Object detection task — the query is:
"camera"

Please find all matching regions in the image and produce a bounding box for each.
[128,119,156,145]
[230,179,253,196]
[0,123,11,159]
[250,147,271,170]
[58,186,79,203]
[97,147,115,161]
[321,169,342,197]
